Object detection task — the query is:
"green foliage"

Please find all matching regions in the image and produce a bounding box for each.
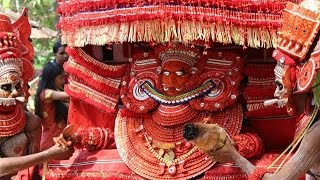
[1,0,58,68]
[24,0,57,29]
[32,39,55,68]
[1,0,10,9]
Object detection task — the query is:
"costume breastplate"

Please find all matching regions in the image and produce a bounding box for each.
[0,105,28,158]
[115,104,243,179]
[115,111,214,180]
[0,104,26,137]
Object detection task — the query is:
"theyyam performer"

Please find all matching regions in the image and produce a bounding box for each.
[0,9,74,180]
[201,0,320,179]
[45,0,306,179]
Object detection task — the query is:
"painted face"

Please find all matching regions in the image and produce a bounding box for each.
[54,73,66,90]
[274,65,292,100]
[161,60,192,96]
[55,46,69,65]
[273,63,297,115]
[0,72,23,99]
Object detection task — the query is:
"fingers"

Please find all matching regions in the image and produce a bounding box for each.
[53,134,73,150]
[55,140,67,150]
[59,133,68,143]
[66,140,72,147]
[53,137,60,147]
[48,144,76,160]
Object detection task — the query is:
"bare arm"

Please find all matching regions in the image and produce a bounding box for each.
[25,112,42,154]
[0,138,74,177]
[51,90,69,102]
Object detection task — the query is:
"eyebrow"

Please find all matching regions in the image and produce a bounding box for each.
[176,68,187,73]
[164,68,185,72]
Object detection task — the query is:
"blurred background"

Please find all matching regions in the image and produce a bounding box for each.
[0,0,59,69]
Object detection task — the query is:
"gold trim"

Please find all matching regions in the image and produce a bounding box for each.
[67,57,121,89]
[68,78,118,110]
[62,21,277,48]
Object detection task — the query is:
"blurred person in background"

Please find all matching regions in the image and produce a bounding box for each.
[53,41,68,66]
[35,61,70,151]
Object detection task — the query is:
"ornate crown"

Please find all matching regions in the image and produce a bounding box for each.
[0,58,22,79]
[277,0,320,61]
[0,14,21,57]
[159,49,198,66]
[0,14,13,32]
[0,9,34,102]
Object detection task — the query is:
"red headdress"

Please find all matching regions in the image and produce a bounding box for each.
[0,9,34,100]
[273,0,320,94]
[57,0,301,48]
[0,9,34,137]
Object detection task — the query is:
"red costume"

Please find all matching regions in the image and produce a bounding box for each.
[45,0,305,179]
[40,89,67,151]
[0,9,38,179]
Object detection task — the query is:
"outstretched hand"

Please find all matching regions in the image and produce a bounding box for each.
[53,133,73,149]
[46,143,75,160]
[47,134,74,160]
[44,133,75,160]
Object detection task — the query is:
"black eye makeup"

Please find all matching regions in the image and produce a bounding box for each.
[275,80,283,91]
[1,84,12,91]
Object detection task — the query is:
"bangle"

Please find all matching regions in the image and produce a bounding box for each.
[247,167,268,180]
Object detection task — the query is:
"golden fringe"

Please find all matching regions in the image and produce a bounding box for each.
[62,20,278,48]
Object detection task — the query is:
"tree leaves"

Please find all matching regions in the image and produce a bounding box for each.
[1,0,58,67]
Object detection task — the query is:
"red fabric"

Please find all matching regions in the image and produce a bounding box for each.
[15,166,35,180]
[234,133,264,159]
[245,107,289,117]
[249,116,297,150]
[244,64,276,78]
[44,149,137,180]
[40,90,66,151]
[247,168,267,180]
[44,150,306,180]
[203,164,247,179]
[45,149,247,180]
[68,98,116,129]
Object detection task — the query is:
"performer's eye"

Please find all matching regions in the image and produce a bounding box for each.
[163,71,170,76]
[275,81,283,91]
[1,84,12,91]
[175,71,185,76]
[15,82,21,90]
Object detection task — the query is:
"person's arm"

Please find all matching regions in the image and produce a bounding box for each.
[51,90,69,102]
[218,121,320,179]
[0,138,74,177]
[25,112,42,155]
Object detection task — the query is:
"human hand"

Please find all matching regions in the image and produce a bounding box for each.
[53,133,73,149]
[46,143,75,160]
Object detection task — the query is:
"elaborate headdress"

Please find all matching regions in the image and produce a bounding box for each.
[273,0,320,94]
[264,0,320,172]
[159,49,198,67]
[0,9,34,137]
[0,9,34,101]
[57,0,301,48]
